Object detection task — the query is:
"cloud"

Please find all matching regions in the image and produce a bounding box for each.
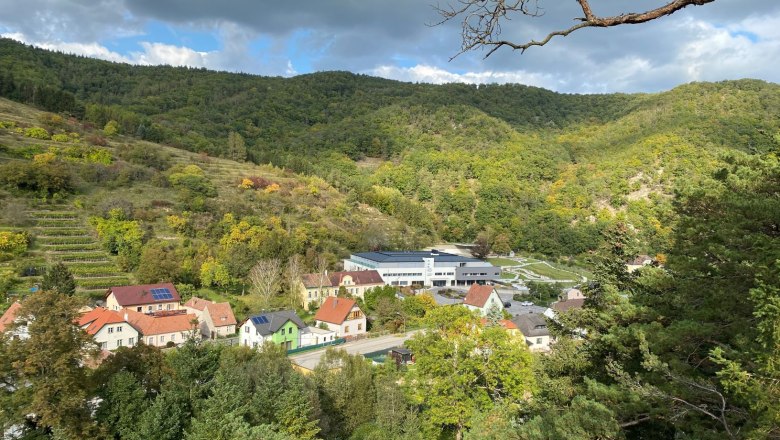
[367,64,562,89]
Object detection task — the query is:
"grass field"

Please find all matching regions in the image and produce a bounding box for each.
[488,257,519,267]
[500,271,515,279]
[523,262,580,280]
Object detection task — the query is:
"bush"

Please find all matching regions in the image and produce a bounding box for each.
[51,133,71,142]
[24,127,50,139]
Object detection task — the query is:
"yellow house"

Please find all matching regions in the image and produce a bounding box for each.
[299,270,384,309]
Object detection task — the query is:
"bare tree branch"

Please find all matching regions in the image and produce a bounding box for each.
[433,0,716,58]
[248,259,282,309]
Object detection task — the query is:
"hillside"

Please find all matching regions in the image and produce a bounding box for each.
[0,98,421,309]
[1,38,779,262]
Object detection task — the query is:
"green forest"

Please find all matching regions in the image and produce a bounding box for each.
[0,38,779,439]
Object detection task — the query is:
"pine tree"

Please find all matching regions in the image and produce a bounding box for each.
[41,262,76,296]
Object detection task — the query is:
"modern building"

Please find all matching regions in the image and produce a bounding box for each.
[240,310,306,350]
[106,283,181,313]
[314,297,366,340]
[343,250,500,287]
[299,270,385,309]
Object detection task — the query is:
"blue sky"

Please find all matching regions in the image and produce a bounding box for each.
[1,0,779,93]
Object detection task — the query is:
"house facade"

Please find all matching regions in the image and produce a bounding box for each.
[314,297,366,339]
[106,283,181,313]
[299,326,338,347]
[512,312,552,352]
[463,284,503,316]
[77,307,140,350]
[241,310,306,350]
[299,270,384,309]
[343,250,500,287]
[122,309,197,348]
[184,297,237,339]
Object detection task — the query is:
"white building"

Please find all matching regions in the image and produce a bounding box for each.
[77,307,140,350]
[183,297,237,339]
[463,284,503,316]
[512,312,552,353]
[299,326,338,347]
[343,250,499,287]
[314,297,366,340]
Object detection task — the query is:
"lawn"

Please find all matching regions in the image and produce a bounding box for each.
[524,262,581,281]
[500,271,515,279]
[488,257,519,267]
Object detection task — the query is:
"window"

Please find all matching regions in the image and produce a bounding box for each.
[171,334,176,341]
[358,323,362,331]
[166,304,172,310]
[536,338,542,344]
[147,306,153,312]
[344,326,350,333]
[136,307,142,312]
[117,326,122,332]
[108,327,114,334]
[116,339,123,348]
[99,342,107,350]
[128,337,135,346]
[281,328,286,336]
[160,336,165,343]
[148,337,154,345]
[157,304,162,310]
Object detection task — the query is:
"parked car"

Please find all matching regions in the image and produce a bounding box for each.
[520,301,534,307]
[503,301,511,308]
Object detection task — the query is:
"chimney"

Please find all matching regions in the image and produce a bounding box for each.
[124,312,128,321]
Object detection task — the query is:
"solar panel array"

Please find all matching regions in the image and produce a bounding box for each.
[150,288,174,301]
[251,315,269,325]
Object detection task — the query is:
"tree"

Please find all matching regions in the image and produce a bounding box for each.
[40,262,76,296]
[248,258,283,308]
[285,254,304,309]
[226,131,247,162]
[136,241,182,284]
[435,0,716,58]
[314,349,376,439]
[3,289,96,438]
[471,230,492,259]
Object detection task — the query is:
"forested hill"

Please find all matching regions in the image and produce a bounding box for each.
[1,37,779,258]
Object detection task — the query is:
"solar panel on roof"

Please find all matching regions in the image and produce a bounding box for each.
[150,287,173,301]
[258,315,269,324]
[250,315,269,325]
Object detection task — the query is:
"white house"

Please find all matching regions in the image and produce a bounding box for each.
[314,297,366,340]
[77,307,139,350]
[106,283,181,313]
[122,309,198,348]
[512,312,552,353]
[183,297,237,339]
[240,310,307,350]
[463,284,503,316]
[299,326,338,347]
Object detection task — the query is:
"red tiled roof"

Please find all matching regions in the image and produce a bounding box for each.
[77,307,127,335]
[107,283,180,307]
[184,296,210,311]
[314,297,361,325]
[205,302,237,327]
[0,302,22,332]
[552,298,585,313]
[480,318,518,330]
[464,284,496,308]
[122,309,196,336]
[328,270,384,286]
[301,273,332,288]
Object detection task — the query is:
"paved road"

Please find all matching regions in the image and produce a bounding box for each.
[289,330,419,370]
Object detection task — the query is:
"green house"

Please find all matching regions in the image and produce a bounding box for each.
[240,310,306,351]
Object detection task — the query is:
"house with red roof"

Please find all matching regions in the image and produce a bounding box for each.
[314,296,366,339]
[122,309,198,348]
[184,297,237,339]
[0,302,28,339]
[77,307,139,351]
[463,284,503,316]
[105,283,181,313]
[299,270,385,309]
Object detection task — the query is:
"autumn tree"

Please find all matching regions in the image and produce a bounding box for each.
[435,0,717,57]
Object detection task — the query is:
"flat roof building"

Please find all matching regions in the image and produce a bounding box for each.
[343,250,499,287]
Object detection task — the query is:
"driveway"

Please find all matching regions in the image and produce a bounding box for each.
[289,330,420,370]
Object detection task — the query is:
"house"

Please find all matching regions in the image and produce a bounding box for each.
[106,283,181,313]
[463,284,503,316]
[122,309,197,348]
[343,250,500,287]
[299,326,338,347]
[241,310,306,350]
[389,348,415,366]
[314,297,366,339]
[481,318,521,337]
[559,288,585,302]
[77,307,140,350]
[183,297,237,339]
[550,297,585,315]
[626,255,654,272]
[0,302,28,339]
[299,270,384,309]
[512,312,552,352]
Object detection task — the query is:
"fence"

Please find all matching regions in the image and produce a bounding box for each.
[286,338,346,355]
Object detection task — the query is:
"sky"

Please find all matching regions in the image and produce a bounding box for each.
[0,0,778,94]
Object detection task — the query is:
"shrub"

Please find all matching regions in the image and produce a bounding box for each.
[23,127,50,140]
[51,133,71,142]
[0,231,29,260]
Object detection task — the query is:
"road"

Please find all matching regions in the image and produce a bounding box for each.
[289,330,419,370]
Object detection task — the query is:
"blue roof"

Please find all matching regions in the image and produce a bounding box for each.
[352,250,481,263]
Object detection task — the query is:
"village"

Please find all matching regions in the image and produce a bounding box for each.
[0,248,648,373]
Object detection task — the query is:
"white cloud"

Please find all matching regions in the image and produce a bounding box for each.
[130,41,212,67]
[366,64,563,89]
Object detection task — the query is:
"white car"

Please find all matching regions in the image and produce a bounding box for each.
[520,301,534,307]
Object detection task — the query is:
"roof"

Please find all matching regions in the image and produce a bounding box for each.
[301,270,384,288]
[205,302,237,327]
[108,283,180,307]
[302,326,335,335]
[464,284,496,308]
[245,310,305,336]
[77,307,128,335]
[183,296,210,311]
[0,302,23,332]
[481,318,518,330]
[122,309,196,336]
[314,297,361,325]
[352,250,480,264]
[512,313,550,337]
[552,298,586,313]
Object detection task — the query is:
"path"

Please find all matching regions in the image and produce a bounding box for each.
[289,330,419,370]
